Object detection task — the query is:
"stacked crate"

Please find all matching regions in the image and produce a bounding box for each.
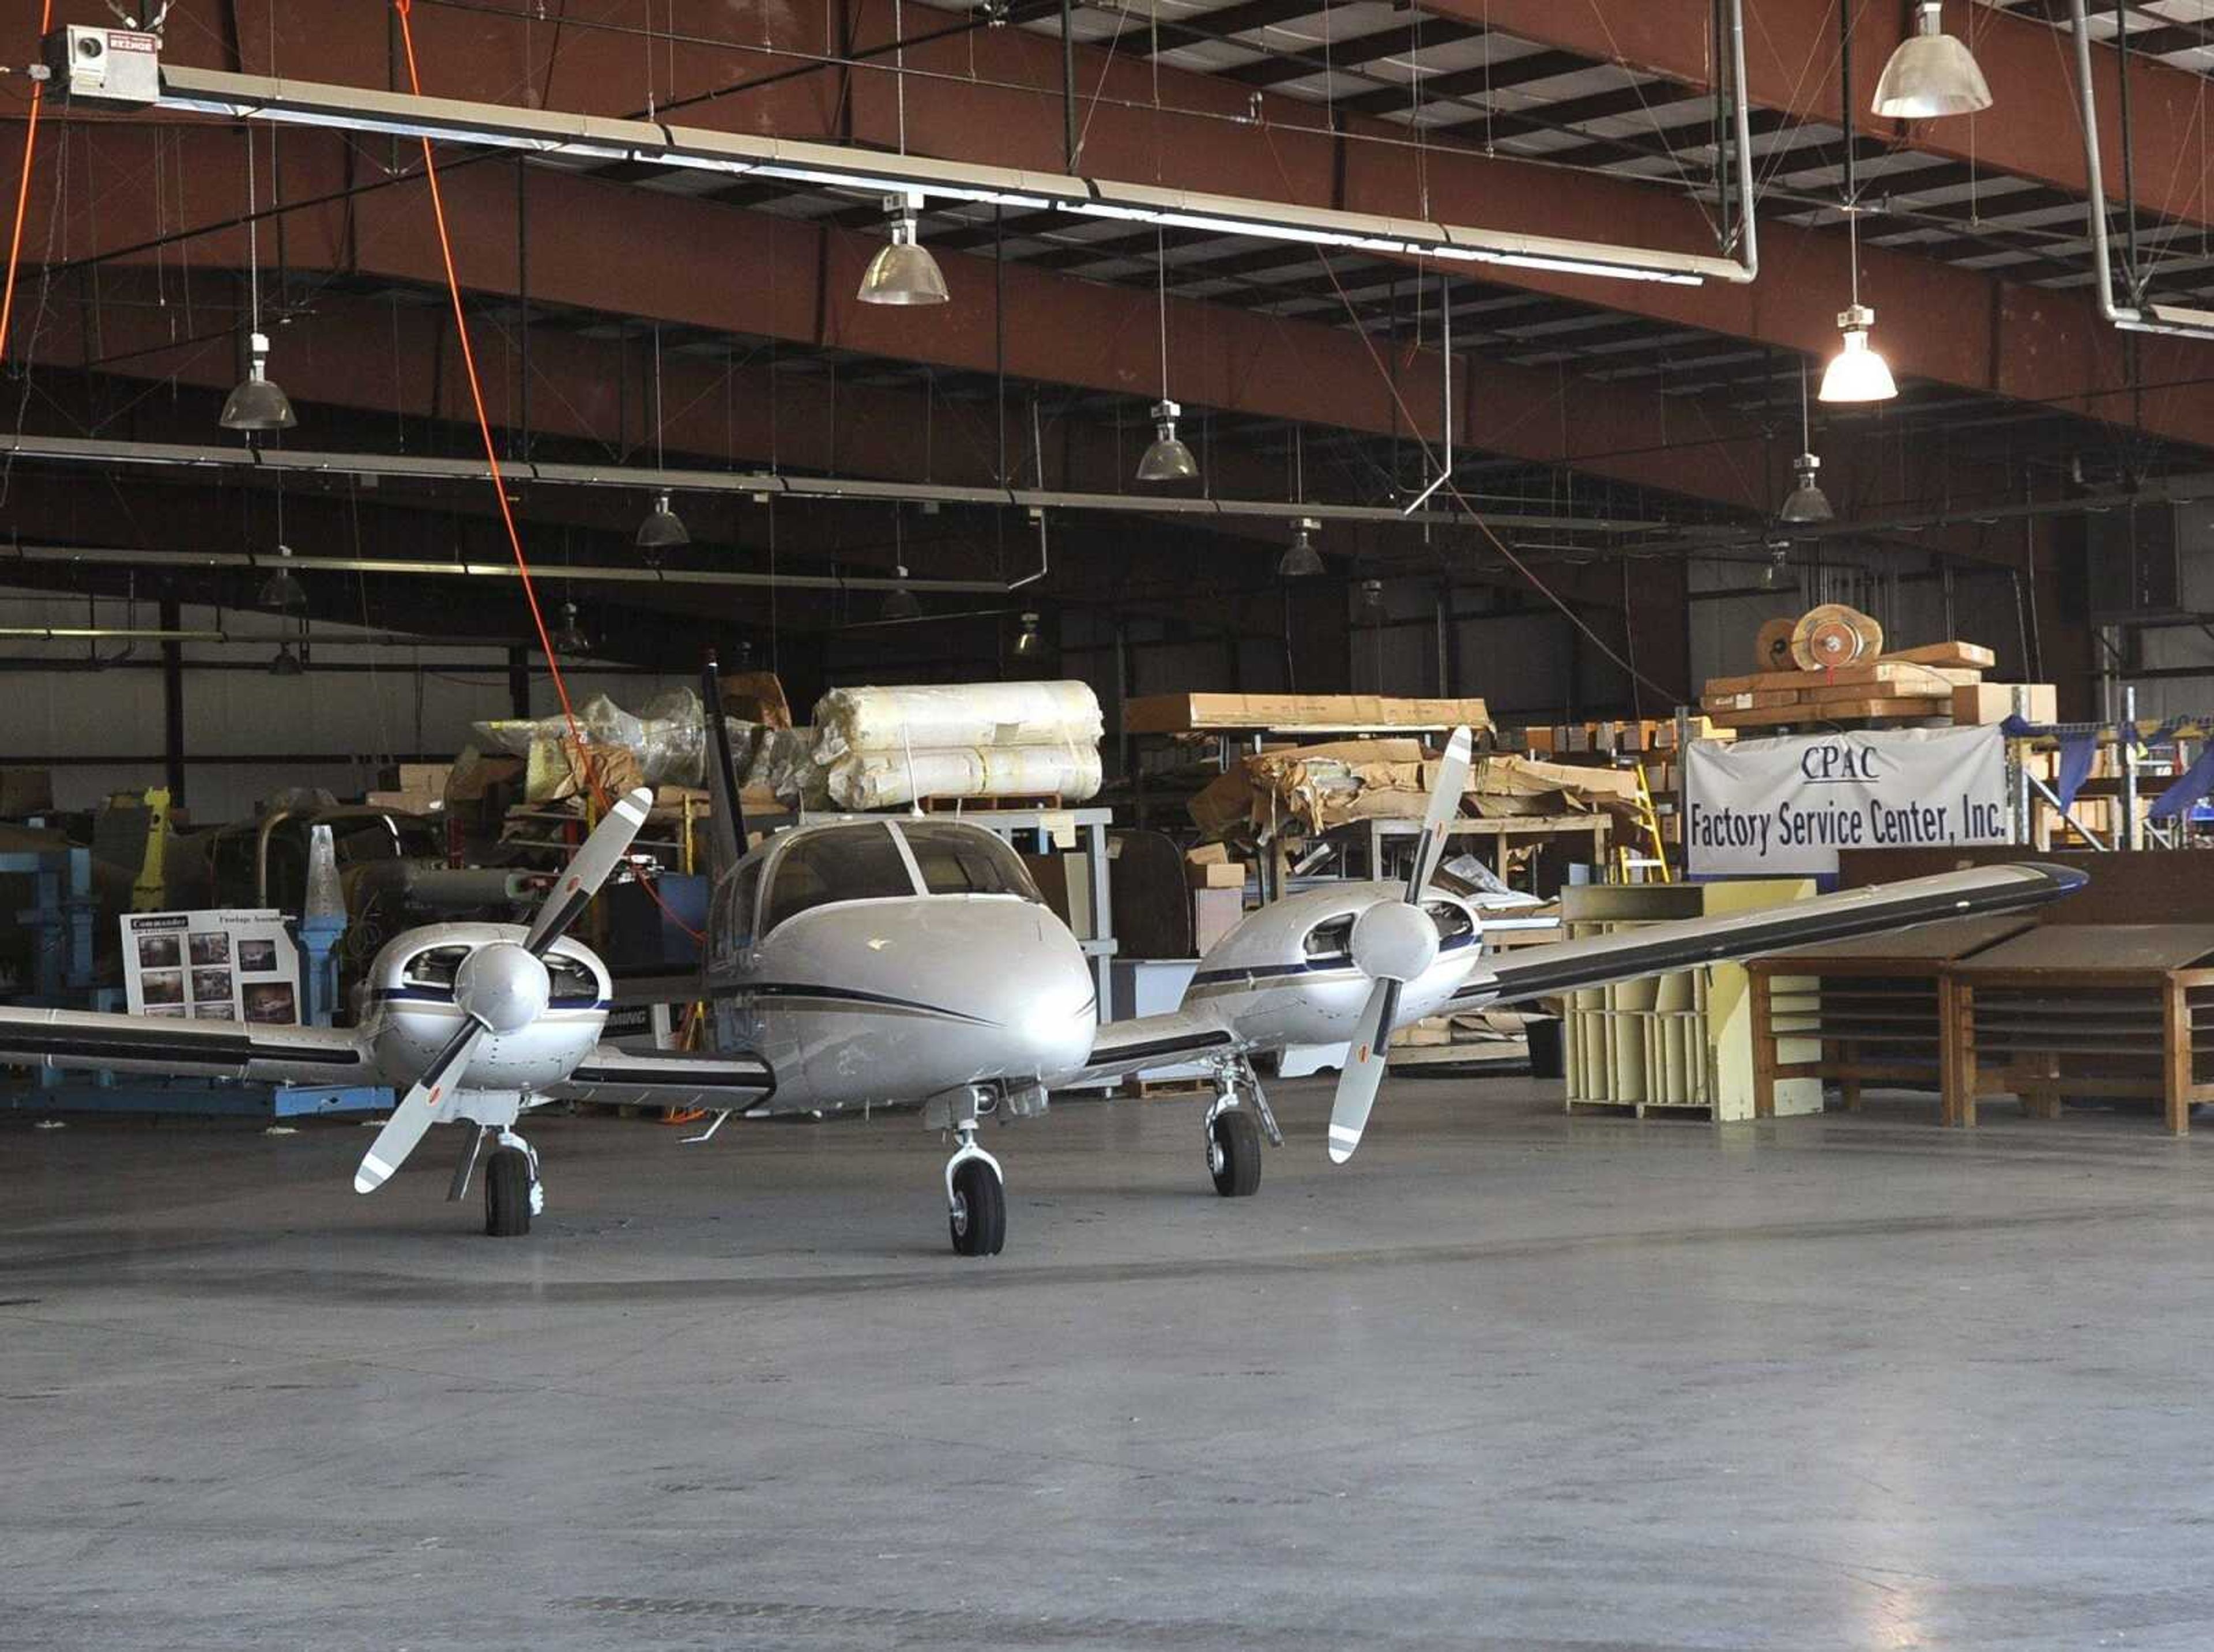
[1701,642,2057,733]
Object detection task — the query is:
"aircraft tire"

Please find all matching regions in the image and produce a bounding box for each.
[948,1159,1006,1257]
[1209,1108,1263,1198]
[485,1146,533,1238]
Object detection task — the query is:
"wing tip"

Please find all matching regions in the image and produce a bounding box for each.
[2023,861,2091,896]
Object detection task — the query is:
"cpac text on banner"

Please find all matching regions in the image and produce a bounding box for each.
[1684,726,2009,876]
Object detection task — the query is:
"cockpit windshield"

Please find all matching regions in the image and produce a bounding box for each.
[896,821,1042,902]
[762,823,919,935]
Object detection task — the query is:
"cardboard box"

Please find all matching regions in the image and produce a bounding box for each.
[1952,683,2057,726]
[1187,861,1246,889]
[0,767,55,816]
[378,761,453,797]
[1191,886,1244,956]
[363,790,439,814]
[718,671,792,731]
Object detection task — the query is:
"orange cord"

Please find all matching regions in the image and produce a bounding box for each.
[391,0,703,942]
[0,2,57,365]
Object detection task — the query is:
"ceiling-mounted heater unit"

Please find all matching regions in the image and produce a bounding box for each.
[42,26,163,107]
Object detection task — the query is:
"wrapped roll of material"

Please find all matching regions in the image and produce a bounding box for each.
[812,680,1102,759]
[822,744,1104,811]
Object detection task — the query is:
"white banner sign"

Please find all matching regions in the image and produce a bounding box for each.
[1684,726,2010,876]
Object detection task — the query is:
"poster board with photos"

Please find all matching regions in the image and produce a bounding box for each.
[123,911,302,1026]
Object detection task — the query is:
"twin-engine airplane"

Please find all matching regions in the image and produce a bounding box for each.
[0,788,771,1235]
[0,664,2086,1254]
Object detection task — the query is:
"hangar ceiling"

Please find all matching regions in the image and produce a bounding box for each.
[0,0,2207,665]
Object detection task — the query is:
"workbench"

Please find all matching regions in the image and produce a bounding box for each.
[1746,915,2036,1121]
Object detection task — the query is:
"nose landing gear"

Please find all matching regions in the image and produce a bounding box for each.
[1204,1060,1279,1198]
[942,1087,1006,1257]
[484,1128,543,1237]
[450,1116,543,1238]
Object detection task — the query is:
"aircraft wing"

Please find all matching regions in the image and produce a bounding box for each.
[1066,1009,1244,1088]
[0,1006,372,1084]
[542,1045,776,1110]
[1452,862,2087,1010]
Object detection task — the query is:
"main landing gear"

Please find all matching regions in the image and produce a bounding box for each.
[1205,1060,1281,1199]
[451,1122,544,1238]
[942,1088,1006,1257]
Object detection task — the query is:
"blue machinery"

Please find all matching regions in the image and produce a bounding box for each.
[2,831,393,1118]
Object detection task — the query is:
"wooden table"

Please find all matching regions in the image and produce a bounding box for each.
[1746,916,2036,1121]
[1943,925,2214,1134]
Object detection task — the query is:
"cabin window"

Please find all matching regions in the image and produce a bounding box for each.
[762,823,918,934]
[714,855,765,950]
[401,945,468,990]
[545,952,600,1005]
[897,822,1042,901]
[1302,918,1353,961]
[1425,902,1476,946]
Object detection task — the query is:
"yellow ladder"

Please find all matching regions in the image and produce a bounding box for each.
[1614,761,1671,884]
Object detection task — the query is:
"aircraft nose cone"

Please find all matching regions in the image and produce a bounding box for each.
[981,906,1097,1080]
[454,941,550,1035]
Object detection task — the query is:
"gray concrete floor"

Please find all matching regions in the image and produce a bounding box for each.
[4,1077,2214,1650]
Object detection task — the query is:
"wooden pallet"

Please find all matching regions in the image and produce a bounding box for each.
[918,792,1064,813]
[1564,1097,1720,1120]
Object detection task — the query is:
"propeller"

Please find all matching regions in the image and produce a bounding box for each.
[1326,726,1473,1166]
[355,787,654,1194]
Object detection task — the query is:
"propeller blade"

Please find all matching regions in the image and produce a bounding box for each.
[524,786,655,957]
[355,1020,486,1194]
[1406,725,1473,904]
[1327,977,1401,1166]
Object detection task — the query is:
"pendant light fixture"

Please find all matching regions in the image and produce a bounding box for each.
[549,599,593,656]
[1820,13,1897,406]
[221,128,295,434]
[1778,362,1835,524]
[636,489,690,553]
[635,330,690,553]
[1136,232,1199,485]
[1872,2,1993,119]
[257,544,308,613]
[255,476,308,610]
[882,508,921,620]
[1761,541,1792,590]
[1278,431,1322,576]
[859,193,950,307]
[1011,610,1044,657]
[855,0,948,307]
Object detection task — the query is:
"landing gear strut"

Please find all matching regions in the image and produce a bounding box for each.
[943,1087,1006,1257]
[1205,1061,1279,1198]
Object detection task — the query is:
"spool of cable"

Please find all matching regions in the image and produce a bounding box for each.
[1790,604,1884,671]
[1754,617,1797,673]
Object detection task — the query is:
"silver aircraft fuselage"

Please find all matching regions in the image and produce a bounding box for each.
[702,815,1486,1114]
[707,819,1098,1112]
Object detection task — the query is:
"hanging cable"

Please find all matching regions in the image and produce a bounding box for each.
[389,0,701,940]
[0,1,57,366]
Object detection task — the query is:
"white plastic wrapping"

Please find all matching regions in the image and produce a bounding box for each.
[812,681,1102,759]
[808,680,1104,808]
[822,744,1105,810]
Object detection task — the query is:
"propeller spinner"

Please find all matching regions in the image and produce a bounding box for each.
[1326,726,1473,1166]
[355,787,654,1194]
